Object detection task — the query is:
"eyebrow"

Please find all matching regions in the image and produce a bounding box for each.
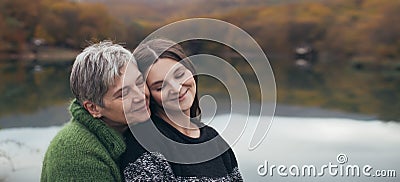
[149,65,184,87]
[149,80,163,88]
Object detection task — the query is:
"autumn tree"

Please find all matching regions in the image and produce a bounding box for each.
[0,0,43,51]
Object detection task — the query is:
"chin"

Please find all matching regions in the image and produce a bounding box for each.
[127,116,150,124]
[179,105,192,112]
[127,120,145,126]
[138,116,150,123]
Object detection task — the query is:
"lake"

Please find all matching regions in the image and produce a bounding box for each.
[0,58,73,128]
[0,56,399,181]
[1,115,399,181]
[0,54,397,128]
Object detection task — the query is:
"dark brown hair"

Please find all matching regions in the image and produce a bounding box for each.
[133,39,201,119]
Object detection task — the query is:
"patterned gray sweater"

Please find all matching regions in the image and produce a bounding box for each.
[121,116,243,181]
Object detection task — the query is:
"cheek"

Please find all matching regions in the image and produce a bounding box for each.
[185,77,196,90]
[114,102,125,115]
[102,101,124,119]
[145,86,150,98]
[150,91,163,105]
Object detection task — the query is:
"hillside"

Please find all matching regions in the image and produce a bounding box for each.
[82,0,328,23]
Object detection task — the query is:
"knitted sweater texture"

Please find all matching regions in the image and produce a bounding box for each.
[41,99,126,181]
[121,115,243,181]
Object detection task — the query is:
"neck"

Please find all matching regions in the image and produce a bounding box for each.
[156,109,200,138]
[101,118,128,134]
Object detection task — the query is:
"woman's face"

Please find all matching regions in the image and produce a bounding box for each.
[99,62,150,126]
[146,58,196,115]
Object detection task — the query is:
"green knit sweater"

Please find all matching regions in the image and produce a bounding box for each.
[41,99,126,181]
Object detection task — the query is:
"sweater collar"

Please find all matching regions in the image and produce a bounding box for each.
[69,99,126,160]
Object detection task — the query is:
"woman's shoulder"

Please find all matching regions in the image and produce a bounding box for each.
[47,117,127,158]
[121,128,149,169]
[123,151,176,181]
[199,124,220,138]
[46,121,106,155]
[123,129,147,155]
[42,121,119,179]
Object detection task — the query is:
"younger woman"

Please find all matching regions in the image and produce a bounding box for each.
[121,39,243,181]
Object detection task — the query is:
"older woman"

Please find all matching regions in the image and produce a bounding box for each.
[41,41,150,181]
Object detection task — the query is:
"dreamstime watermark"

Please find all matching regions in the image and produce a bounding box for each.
[257,154,396,178]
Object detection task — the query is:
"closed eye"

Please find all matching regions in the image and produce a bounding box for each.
[174,66,186,79]
[136,75,145,86]
[175,70,185,79]
[122,87,131,97]
[155,84,164,92]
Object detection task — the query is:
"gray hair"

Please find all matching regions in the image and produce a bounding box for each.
[70,40,135,107]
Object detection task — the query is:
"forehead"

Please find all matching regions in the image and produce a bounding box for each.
[148,58,184,77]
[123,62,141,81]
[108,62,141,89]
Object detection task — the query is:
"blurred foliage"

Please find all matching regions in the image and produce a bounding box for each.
[0,0,399,60]
[1,0,400,121]
[0,0,148,51]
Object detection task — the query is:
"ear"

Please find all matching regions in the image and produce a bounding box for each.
[82,100,102,118]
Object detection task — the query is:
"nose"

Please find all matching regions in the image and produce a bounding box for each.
[132,97,143,104]
[168,80,181,94]
[131,86,145,104]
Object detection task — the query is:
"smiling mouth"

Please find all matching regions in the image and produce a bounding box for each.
[168,89,189,102]
[132,105,146,112]
[178,89,189,101]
